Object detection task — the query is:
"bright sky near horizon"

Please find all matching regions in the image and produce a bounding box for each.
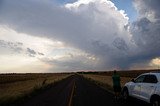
[0,0,160,73]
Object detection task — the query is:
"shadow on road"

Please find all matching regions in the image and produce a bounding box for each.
[73,75,150,106]
[15,74,150,106]
[112,97,149,106]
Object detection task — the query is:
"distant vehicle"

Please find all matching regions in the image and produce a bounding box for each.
[122,72,160,106]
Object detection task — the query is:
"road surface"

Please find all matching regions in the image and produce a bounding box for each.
[17,74,149,106]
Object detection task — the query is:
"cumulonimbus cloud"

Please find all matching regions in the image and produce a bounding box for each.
[128,0,160,67]
[0,0,159,71]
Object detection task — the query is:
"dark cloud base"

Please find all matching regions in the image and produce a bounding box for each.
[0,0,160,71]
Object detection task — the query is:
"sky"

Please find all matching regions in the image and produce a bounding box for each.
[0,0,160,73]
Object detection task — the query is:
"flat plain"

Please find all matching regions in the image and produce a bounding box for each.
[0,73,71,105]
[0,69,159,106]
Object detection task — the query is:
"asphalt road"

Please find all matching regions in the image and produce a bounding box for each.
[73,75,149,106]
[19,74,149,106]
[21,75,75,106]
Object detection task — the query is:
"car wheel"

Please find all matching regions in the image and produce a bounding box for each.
[122,88,129,100]
[151,98,160,106]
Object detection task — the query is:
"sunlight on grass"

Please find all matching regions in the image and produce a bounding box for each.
[0,74,70,104]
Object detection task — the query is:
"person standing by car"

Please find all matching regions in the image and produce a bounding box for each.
[112,70,121,100]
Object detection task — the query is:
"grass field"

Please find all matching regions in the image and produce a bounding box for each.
[0,73,71,105]
[82,69,160,92]
[0,69,159,104]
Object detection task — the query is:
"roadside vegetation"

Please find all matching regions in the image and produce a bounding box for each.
[82,74,132,92]
[81,69,159,92]
[0,73,71,105]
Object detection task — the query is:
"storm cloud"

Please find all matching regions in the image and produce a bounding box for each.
[0,0,159,71]
[128,0,160,67]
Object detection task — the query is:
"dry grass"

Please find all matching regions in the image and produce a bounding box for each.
[82,74,132,92]
[0,73,71,104]
[82,69,160,91]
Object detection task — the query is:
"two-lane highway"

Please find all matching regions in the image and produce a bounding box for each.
[19,74,149,106]
[21,75,75,106]
[73,75,115,106]
[73,75,149,106]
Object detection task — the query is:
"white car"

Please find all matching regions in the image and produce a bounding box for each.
[122,72,160,106]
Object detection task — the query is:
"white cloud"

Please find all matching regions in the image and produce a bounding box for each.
[0,0,159,72]
[150,58,160,67]
[0,54,49,73]
[0,0,132,72]
[0,27,72,73]
[41,52,99,72]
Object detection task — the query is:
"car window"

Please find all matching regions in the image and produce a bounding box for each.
[143,75,158,83]
[134,75,145,83]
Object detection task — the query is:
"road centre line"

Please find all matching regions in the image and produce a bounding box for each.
[68,80,76,106]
